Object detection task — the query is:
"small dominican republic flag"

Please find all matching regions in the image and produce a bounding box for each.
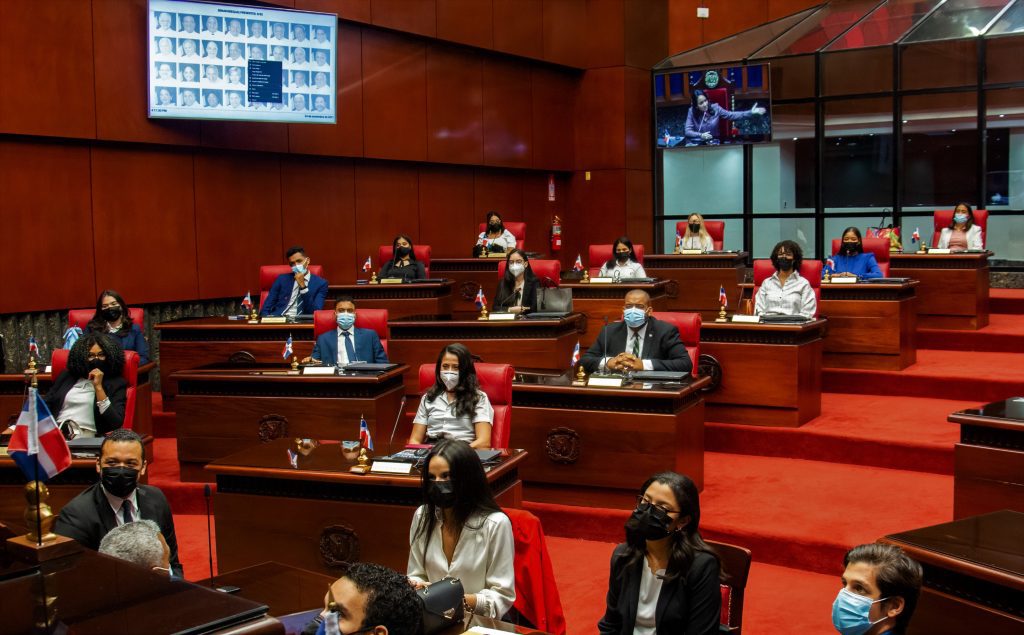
[825,256,835,273]
[911,227,921,244]
[27,335,39,356]
[675,230,682,251]
[571,341,580,366]
[572,254,584,272]
[282,334,293,360]
[63,326,82,350]
[7,387,71,482]
[475,287,487,309]
[241,291,253,311]
[718,285,728,307]
[362,256,372,272]
[359,415,374,450]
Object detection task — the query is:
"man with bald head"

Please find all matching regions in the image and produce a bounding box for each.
[581,289,692,374]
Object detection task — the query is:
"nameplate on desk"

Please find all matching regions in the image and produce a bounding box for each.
[370,461,414,475]
[588,376,624,387]
[486,252,507,258]
[679,249,703,255]
[731,314,761,323]
[927,248,952,254]
[827,276,857,284]
[589,277,614,284]
[487,313,516,321]
[379,278,404,284]
[260,317,286,324]
[302,366,335,376]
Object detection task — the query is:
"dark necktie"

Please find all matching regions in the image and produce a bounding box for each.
[631,330,641,357]
[343,331,356,362]
[122,499,133,524]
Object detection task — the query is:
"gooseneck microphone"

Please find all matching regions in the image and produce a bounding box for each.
[204,483,215,585]
[387,395,408,455]
[601,314,611,373]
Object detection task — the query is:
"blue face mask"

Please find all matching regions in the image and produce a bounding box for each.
[623,307,647,328]
[292,262,307,275]
[336,312,355,330]
[953,213,968,224]
[832,588,888,635]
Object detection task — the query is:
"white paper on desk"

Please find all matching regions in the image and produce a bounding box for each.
[731,314,761,323]
[588,277,614,284]
[466,628,516,635]
[927,248,951,254]
[827,276,857,284]
[302,366,335,375]
[487,313,516,321]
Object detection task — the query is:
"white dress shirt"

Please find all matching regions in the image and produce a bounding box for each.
[754,271,816,318]
[103,485,141,526]
[599,321,654,371]
[335,327,355,365]
[284,272,311,318]
[633,563,665,635]
[407,507,516,619]
[58,378,110,437]
[476,229,517,251]
[413,391,493,443]
[598,260,647,278]
[681,234,713,251]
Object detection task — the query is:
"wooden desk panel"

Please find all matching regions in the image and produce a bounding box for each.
[430,258,504,313]
[819,282,918,370]
[172,365,408,482]
[700,321,825,427]
[327,281,453,319]
[890,253,989,330]
[560,282,670,348]
[643,253,747,321]
[948,401,1024,519]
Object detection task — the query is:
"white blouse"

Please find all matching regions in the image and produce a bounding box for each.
[598,260,647,278]
[633,563,665,635]
[476,229,517,251]
[937,225,983,251]
[413,391,493,443]
[754,271,816,319]
[58,378,106,437]
[680,234,713,252]
[407,507,516,619]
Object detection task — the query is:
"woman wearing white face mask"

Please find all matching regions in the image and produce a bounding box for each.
[409,343,493,449]
[494,249,538,315]
[936,202,983,251]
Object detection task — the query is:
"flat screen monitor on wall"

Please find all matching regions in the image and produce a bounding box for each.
[148,0,337,124]
[655,64,771,149]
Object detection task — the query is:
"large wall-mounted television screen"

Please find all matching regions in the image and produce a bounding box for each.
[148,0,337,124]
[655,64,771,148]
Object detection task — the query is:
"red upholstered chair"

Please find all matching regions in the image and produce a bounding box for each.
[707,539,752,634]
[313,308,389,355]
[497,260,562,287]
[675,220,725,250]
[931,209,988,247]
[651,312,701,377]
[259,265,325,310]
[50,349,140,430]
[478,222,526,250]
[752,259,822,318]
[417,362,513,449]
[377,245,432,277]
[830,237,891,276]
[503,508,567,635]
[588,244,645,277]
[68,308,145,330]
[704,88,738,140]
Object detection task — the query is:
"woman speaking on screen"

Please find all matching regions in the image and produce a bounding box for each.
[684,89,766,146]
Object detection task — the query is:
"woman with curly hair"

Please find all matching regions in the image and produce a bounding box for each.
[45,333,128,437]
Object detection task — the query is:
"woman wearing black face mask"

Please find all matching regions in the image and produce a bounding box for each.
[598,472,721,635]
[680,213,713,252]
[474,211,517,256]
[86,289,149,364]
[44,333,128,437]
[380,234,426,282]
[754,240,816,319]
[829,227,882,280]
[599,236,647,278]
[407,439,515,620]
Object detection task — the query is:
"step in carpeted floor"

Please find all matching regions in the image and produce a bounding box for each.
[917,313,1024,352]
[990,287,1024,314]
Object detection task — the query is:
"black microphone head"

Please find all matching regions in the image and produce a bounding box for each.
[204,484,212,497]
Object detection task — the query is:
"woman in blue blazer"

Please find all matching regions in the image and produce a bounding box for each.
[830,227,883,279]
[86,289,150,364]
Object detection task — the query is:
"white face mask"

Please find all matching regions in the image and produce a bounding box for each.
[440,371,459,391]
[508,262,526,277]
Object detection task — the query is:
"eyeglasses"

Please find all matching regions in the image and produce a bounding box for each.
[636,495,680,516]
[86,353,107,361]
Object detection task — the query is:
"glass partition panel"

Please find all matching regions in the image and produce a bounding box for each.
[901,92,978,209]
[753,0,883,57]
[901,39,978,89]
[900,212,938,247]
[662,146,745,217]
[753,217,817,259]
[770,54,816,99]
[987,1,1024,34]
[984,214,1024,258]
[902,0,1008,42]
[986,34,1024,84]
[823,216,893,249]
[660,218,743,253]
[985,88,1024,209]
[754,103,815,213]
[824,97,895,210]
[827,0,944,50]
[821,46,894,95]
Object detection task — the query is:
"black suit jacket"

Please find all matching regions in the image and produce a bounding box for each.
[597,543,721,635]
[494,276,539,312]
[44,371,128,435]
[380,260,426,281]
[580,316,692,374]
[54,482,183,577]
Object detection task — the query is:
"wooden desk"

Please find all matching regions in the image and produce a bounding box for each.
[207,439,525,575]
[890,252,990,329]
[819,281,918,370]
[387,313,584,394]
[430,257,504,313]
[172,363,408,482]
[559,281,670,348]
[700,320,825,427]
[155,317,315,405]
[948,399,1024,519]
[327,281,454,319]
[511,370,710,507]
[881,511,1024,635]
[643,252,748,321]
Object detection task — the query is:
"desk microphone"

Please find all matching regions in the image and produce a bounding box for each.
[204,484,215,585]
[387,395,408,455]
[601,314,610,373]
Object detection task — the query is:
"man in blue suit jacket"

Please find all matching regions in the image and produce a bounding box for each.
[260,246,329,317]
[304,297,388,365]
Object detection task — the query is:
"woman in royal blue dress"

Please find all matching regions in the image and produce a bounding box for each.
[830,227,882,279]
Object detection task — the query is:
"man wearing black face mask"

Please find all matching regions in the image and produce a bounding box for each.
[54,429,183,577]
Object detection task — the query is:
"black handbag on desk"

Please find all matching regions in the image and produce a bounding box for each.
[417,577,465,635]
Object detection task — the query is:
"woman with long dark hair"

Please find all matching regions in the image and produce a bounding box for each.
[494,249,538,314]
[598,472,721,634]
[380,234,426,281]
[599,236,647,279]
[474,211,517,256]
[937,202,983,251]
[409,343,493,448]
[45,333,128,437]
[407,439,515,619]
[830,227,882,279]
[86,290,149,364]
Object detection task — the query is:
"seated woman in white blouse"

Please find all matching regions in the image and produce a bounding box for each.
[754,240,816,319]
[936,202,984,251]
[474,211,518,256]
[679,213,714,252]
[599,236,647,279]
[409,343,493,449]
[407,439,515,620]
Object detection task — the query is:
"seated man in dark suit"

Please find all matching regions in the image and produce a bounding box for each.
[581,289,692,374]
[303,296,388,365]
[54,429,183,577]
[261,246,329,317]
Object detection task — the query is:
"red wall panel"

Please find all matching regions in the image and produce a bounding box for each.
[531,67,577,171]
[624,0,669,69]
[436,0,494,49]
[0,0,96,139]
[90,147,199,303]
[417,167,476,258]
[542,0,588,68]
[474,171,524,224]
[626,168,654,249]
[194,153,283,299]
[567,169,627,263]
[493,0,543,59]
[361,30,428,161]
[0,141,96,313]
[296,0,372,23]
[281,157,357,283]
[574,67,625,169]
[201,121,290,153]
[372,0,437,37]
[354,164,420,269]
[586,0,627,69]
[482,59,533,169]
[624,66,652,171]
[426,45,483,165]
[521,172,569,262]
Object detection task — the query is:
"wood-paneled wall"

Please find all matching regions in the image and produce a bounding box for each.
[668,0,822,55]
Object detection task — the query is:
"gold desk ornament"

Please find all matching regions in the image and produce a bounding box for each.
[715,305,727,323]
[290,357,300,373]
[824,269,832,284]
[581,270,590,284]
[369,271,379,284]
[249,307,259,322]
[349,447,371,474]
[572,364,587,386]
[478,303,489,321]
[918,241,928,254]
[7,482,82,563]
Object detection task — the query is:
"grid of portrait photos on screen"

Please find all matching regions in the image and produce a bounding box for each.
[148,1,336,123]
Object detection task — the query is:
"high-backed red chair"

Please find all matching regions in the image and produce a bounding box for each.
[313,308,389,355]
[651,312,701,377]
[258,265,325,310]
[68,308,145,330]
[752,259,822,318]
[675,221,725,250]
[830,236,891,277]
[497,260,561,287]
[704,88,738,140]
[588,244,645,277]
[478,222,526,250]
[708,539,752,634]
[931,209,988,247]
[50,349,140,430]
[417,362,512,449]
[377,245,432,277]
[503,508,567,635]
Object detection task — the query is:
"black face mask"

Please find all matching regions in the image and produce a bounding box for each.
[777,258,794,272]
[840,242,861,255]
[428,480,456,509]
[625,505,672,547]
[396,246,412,258]
[616,252,630,263]
[688,223,701,233]
[102,466,140,498]
[88,359,107,373]
[489,221,502,231]
[100,307,122,322]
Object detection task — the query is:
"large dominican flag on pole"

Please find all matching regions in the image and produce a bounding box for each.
[7,387,71,482]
